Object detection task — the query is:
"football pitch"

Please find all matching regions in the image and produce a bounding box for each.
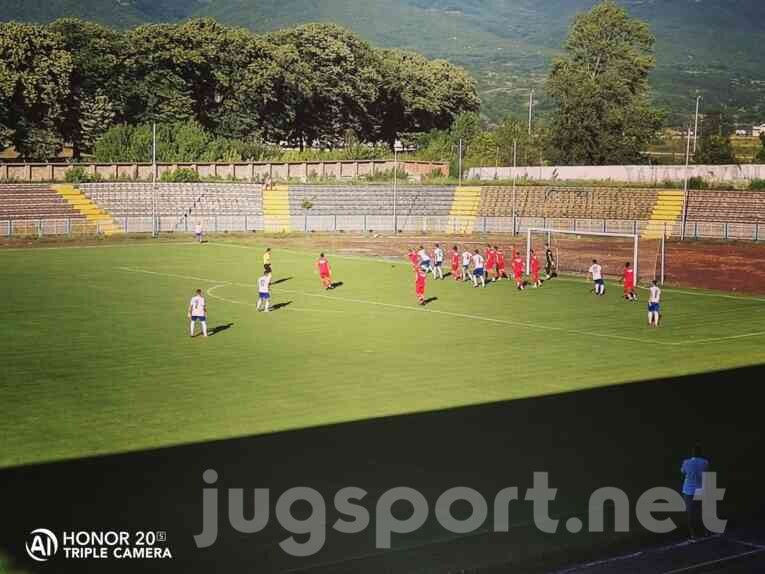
[2,237,765,470]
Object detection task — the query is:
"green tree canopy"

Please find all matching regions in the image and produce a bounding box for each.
[694,135,737,164]
[545,0,663,165]
[0,22,73,159]
[48,18,125,156]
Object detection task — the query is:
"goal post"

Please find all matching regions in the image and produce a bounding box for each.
[526,227,664,284]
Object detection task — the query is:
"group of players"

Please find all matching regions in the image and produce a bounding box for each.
[186,242,662,337]
[406,243,550,305]
[407,243,662,326]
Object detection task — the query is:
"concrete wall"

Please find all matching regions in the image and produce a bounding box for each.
[0,160,448,183]
[467,164,765,184]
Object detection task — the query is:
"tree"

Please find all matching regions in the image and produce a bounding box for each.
[494,116,547,167]
[48,18,125,157]
[545,1,663,165]
[268,23,381,148]
[757,133,765,163]
[694,135,737,164]
[0,22,72,159]
[79,92,116,152]
[371,49,480,147]
[124,19,283,140]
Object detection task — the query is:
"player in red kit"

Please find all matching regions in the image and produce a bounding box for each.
[622,261,637,301]
[451,245,461,281]
[496,246,508,280]
[317,253,333,289]
[485,244,497,281]
[512,251,525,290]
[407,248,418,269]
[415,266,427,305]
[530,250,542,287]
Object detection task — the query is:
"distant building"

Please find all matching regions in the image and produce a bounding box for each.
[735,128,750,136]
[753,124,765,137]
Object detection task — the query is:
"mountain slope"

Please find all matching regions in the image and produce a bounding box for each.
[2,0,763,123]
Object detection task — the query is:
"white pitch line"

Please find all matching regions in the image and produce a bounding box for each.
[659,547,765,574]
[115,266,765,347]
[207,284,344,314]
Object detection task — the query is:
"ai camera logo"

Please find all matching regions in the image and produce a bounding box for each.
[25,528,59,562]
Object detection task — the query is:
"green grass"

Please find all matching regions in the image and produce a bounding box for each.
[2,238,765,469]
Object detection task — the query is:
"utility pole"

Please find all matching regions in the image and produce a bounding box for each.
[693,95,702,155]
[528,89,534,136]
[393,142,400,233]
[152,122,157,238]
[681,122,692,240]
[512,140,517,235]
[458,138,463,186]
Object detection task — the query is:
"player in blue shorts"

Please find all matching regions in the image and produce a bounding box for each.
[417,246,432,273]
[471,249,486,288]
[257,272,272,312]
[648,280,662,327]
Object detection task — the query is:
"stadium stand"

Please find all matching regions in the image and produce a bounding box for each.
[686,190,765,223]
[4,182,764,237]
[478,186,659,219]
[0,183,85,221]
[287,185,456,216]
[79,183,264,231]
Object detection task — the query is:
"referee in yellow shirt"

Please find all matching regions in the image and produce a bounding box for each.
[263,248,272,274]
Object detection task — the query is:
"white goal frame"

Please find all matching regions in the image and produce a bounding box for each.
[526,227,641,281]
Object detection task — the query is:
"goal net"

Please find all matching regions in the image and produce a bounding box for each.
[526,228,664,285]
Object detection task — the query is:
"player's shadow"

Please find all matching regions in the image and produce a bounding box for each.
[271,301,292,311]
[209,323,234,336]
[422,297,438,306]
[272,277,293,285]
[330,281,344,289]
[444,272,453,279]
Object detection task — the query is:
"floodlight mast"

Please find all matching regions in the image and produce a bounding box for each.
[152,122,157,238]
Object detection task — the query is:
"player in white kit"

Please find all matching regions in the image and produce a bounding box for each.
[433,244,444,279]
[188,289,208,337]
[472,250,486,288]
[461,249,472,282]
[648,280,662,327]
[588,259,605,296]
[257,272,272,312]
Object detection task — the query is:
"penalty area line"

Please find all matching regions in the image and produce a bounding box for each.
[115,267,765,347]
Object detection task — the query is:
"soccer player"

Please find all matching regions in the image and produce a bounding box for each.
[648,280,662,327]
[415,265,427,305]
[257,271,272,312]
[263,248,272,274]
[461,248,473,281]
[417,245,432,274]
[317,253,333,290]
[472,249,486,288]
[194,222,204,243]
[433,243,445,279]
[451,245,461,281]
[485,244,497,282]
[407,248,419,269]
[622,262,637,301]
[530,250,542,288]
[496,246,508,280]
[188,289,208,337]
[512,251,525,290]
[588,259,605,296]
[544,244,556,279]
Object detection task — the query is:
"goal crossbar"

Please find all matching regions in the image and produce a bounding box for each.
[526,227,640,281]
